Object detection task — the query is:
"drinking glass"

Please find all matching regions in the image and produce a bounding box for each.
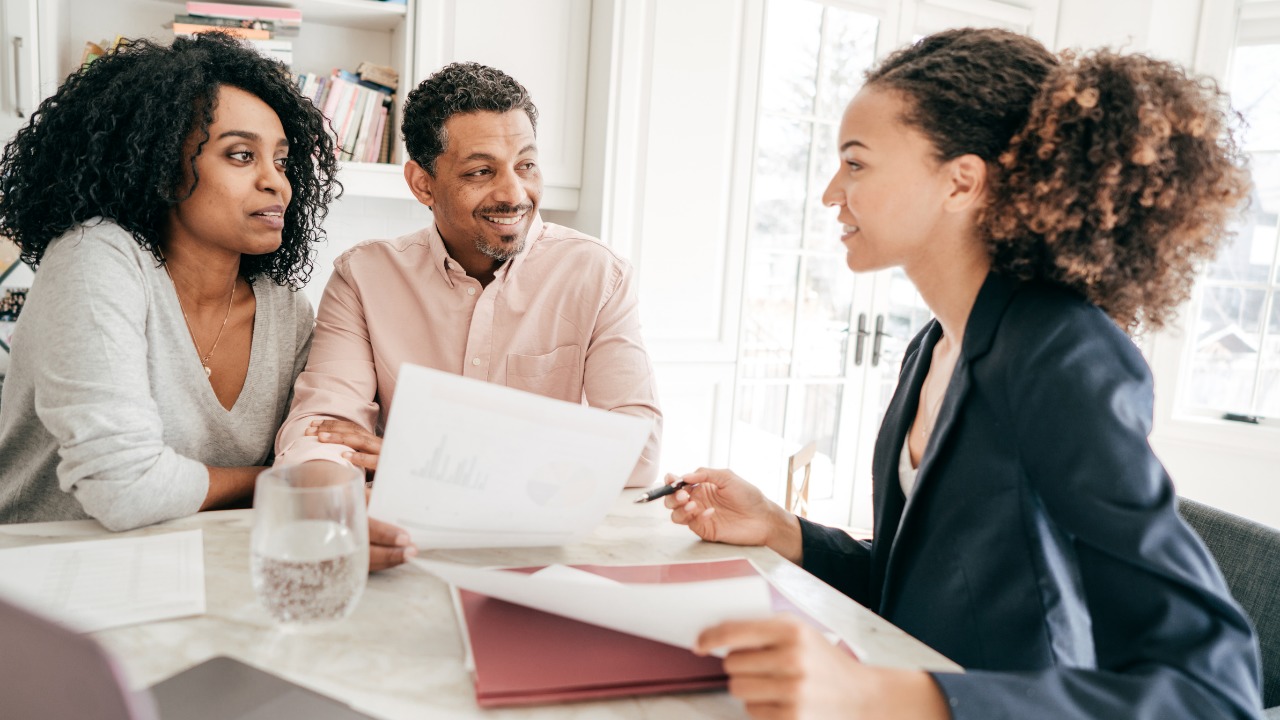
[250,463,369,628]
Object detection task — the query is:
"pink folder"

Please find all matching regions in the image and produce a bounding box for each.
[456,557,851,708]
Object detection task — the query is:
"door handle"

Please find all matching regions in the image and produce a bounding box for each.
[854,313,869,366]
[871,314,888,367]
[11,36,24,119]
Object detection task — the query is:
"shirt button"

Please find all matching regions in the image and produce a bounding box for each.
[472,358,481,366]
[467,287,476,296]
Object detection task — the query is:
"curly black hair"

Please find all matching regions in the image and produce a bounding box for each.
[401,61,538,174]
[0,32,339,288]
[866,29,1249,330]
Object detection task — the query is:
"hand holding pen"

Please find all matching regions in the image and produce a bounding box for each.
[633,476,698,503]
[641,469,804,562]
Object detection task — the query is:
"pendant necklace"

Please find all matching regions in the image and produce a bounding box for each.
[165,265,235,378]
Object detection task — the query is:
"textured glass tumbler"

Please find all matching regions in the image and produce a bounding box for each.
[250,463,369,629]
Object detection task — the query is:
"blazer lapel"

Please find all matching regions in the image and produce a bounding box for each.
[868,321,939,611]
[877,273,1021,616]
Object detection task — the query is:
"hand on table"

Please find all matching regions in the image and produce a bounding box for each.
[695,615,949,720]
[663,469,803,562]
[362,486,416,572]
[307,419,381,476]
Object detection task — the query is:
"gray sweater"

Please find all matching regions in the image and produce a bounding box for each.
[0,220,313,529]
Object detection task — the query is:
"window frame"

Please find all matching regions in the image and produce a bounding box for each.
[1148,0,1280,450]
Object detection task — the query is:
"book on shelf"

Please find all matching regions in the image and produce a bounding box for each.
[184,2,303,25]
[172,22,270,40]
[171,3,297,66]
[356,61,399,92]
[298,67,397,164]
[172,14,299,38]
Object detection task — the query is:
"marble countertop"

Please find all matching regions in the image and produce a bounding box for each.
[0,496,958,719]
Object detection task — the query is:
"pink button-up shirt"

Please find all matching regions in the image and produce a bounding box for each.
[275,216,662,487]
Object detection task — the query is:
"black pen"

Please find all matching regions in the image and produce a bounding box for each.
[634,480,695,504]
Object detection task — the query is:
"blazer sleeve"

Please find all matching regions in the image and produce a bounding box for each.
[798,517,872,604]
[931,303,1263,720]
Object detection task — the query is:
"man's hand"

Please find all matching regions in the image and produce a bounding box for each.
[308,419,382,475]
[369,516,417,572]
[363,487,417,572]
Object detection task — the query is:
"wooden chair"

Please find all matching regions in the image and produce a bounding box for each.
[1178,497,1280,716]
[785,442,818,519]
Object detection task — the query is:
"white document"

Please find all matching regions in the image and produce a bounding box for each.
[369,363,652,549]
[0,530,206,632]
[412,558,774,655]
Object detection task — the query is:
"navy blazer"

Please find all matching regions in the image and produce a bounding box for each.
[799,273,1263,718]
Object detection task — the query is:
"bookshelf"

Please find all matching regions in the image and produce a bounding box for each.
[15,0,593,208]
[42,0,416,198]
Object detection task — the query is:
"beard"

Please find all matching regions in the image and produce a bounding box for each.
[474,234,526,261]
[472,202,533,261]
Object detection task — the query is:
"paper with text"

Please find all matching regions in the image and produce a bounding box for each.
[369,364,652,548]
[412,559,774,655]
[0,530,205,632]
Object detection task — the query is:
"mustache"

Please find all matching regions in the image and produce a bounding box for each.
[475,203,534,216]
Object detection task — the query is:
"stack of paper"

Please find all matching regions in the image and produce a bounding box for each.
[0,530,206,632]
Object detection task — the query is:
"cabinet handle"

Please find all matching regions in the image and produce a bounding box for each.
[872,314,888,367]
[854,313,869,366]
[11,36,24,119]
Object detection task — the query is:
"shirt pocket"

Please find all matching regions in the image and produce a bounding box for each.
[505,344,583,401]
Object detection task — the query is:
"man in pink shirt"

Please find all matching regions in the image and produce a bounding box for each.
[275,63,662,569]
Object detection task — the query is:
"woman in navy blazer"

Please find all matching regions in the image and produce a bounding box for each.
[665,29,1263,719]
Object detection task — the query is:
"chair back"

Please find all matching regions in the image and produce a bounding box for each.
[1178,497,1280,709]
[785,442,817,519]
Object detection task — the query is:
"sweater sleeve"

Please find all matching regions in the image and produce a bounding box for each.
[29,228,207,531]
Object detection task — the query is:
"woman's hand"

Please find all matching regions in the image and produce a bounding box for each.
[308,419,381,475]
[696,616,950,720]
[663,468,803,562]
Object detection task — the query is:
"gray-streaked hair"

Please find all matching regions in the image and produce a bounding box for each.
[401,61,539,174]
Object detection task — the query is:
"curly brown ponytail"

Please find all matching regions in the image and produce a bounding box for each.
[981,50,1251,330]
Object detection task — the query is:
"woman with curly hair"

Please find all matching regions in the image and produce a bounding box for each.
[662,29,1263,719]
[0,33,338,530]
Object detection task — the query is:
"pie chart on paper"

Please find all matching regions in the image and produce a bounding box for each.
[526,463,594,508]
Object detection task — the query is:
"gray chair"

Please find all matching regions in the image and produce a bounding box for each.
[1177,497,1280,717]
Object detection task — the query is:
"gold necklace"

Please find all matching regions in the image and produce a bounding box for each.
[164,265,236,378]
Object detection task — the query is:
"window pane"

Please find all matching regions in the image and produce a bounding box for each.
[730,384,790,500]
[805,120,840,251]
[1229,44,1280,152]
[880,269,934,370]
[787,383,842,500]
[740,253,799,379]
[751,116,812,251]
[759,0,822,115]
[815,8,879,119]
[1211,152,1279,282]
[794,254,854,377]
[1184,286,1267,413]
[1260,299,1280,417]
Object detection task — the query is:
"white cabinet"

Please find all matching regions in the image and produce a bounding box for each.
[413,0,591,211]
[0,0,44,143]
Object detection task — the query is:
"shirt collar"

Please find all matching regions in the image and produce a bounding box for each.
[426,214,545,287]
